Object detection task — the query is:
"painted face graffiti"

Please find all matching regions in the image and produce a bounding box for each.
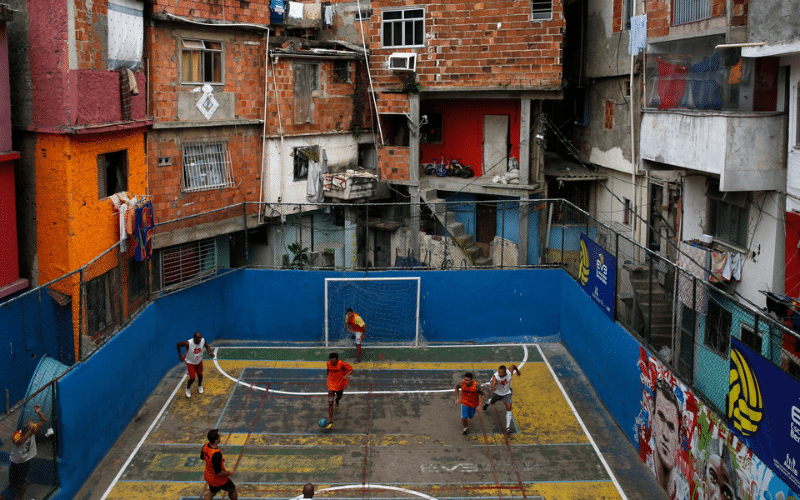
[653,381,681,487]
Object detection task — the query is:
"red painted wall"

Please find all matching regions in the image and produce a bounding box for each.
[786,211,800,298]
[77,70,147,124]
[0,160,19,287]
[419,99,521,177]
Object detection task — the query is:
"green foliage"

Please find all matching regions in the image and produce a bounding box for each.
[288,242,310,269]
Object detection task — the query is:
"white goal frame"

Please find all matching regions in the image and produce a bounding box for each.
[324,277,421,347]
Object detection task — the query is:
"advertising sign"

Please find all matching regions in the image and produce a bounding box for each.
[729,337,800,492]
[578,233,616,320]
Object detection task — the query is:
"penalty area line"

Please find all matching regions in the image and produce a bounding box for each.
[213,345,530,396]
[99,374,187,500]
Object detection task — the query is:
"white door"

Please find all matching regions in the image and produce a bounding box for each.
[483,115,509,176]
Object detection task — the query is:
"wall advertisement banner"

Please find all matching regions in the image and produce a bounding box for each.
[578,233,616,320]
[729,337,800,492]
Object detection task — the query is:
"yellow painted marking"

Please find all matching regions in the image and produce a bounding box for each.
[105,480,622,500]
[225,433,444,447]
[148,452,342,473]
[215,359,514,373]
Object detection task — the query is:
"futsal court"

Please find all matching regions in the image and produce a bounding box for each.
[96,343,632,500]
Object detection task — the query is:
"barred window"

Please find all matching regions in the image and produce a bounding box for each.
[161,239,217,289]
[549,179,590,225]
[705,300,731,356]
[181,39,223,84]
[673,0,711,26]
[707,182,749,248]
[531,0,552,21]
[182,142,234,192]
[382,8,424,48]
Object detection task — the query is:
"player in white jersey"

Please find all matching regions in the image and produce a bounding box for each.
[177,331,215,398]
[482,364,521,433]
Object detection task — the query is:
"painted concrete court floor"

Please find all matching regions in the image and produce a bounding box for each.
[75,343,669,500]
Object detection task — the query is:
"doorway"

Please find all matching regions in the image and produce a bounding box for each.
[483,115,509,177]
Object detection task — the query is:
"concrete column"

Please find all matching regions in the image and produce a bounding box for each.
[519,98,531,186]
[518,193,530,266]
[408,93,420,259]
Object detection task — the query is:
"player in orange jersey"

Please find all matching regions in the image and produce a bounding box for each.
[200,429,237,500]
[326,352,354,429]
[455,372,486,435]
[346,308,366,363]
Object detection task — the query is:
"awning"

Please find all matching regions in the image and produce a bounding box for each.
[544,153,607,182]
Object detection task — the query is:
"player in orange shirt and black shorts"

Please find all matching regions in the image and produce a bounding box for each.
[326,352,353,429]
[200,429,237,500]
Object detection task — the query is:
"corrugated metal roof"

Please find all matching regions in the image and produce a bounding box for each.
[544,154,607,181]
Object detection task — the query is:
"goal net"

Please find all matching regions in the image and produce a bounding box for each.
[324,277,420,346]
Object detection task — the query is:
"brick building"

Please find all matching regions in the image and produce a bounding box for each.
[7,0,150,355]
[364,0,567,266]
[0,4,26,301]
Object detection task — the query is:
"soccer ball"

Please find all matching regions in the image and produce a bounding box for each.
[318,418,329,428]
[729,347,763,437]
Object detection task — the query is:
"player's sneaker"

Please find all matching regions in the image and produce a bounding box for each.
[505,426,514,434]
[325,422,334,430]
[198,385,204,394]
[482,403,489,411]
[355,359,361,364]
[185,388,191,398]
[462,428,469,435]
[335,403,339,411]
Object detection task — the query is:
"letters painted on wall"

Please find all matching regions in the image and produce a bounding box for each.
[635,346,798,500]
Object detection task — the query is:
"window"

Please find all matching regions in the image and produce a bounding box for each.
[332,61,350,83]
[161,239,216,289]
[532,0,553,21]
[707,182,749,247]
[128,258,148,300]
[293,146,319,181]
[181,39,222,84]
[86,269,119,336]
[741,324,762,354]
[796,86,800,147]
[549,179,590,225]
[382,8,424,48]
[97,150,128,199]
[623,0,632,30]
[623,198,631,225]
[420,113,442,143]
[182,142,234,192]
[705,300,731,355]
[354,10,371,21]
[294,64,318,124]
[673,0,710,25]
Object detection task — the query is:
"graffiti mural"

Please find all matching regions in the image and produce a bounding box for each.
[635,346,799,500]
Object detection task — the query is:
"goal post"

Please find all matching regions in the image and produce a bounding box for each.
[324,277,421,347]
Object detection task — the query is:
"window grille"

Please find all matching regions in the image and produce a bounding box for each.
[86,269,119,336]
[706,182,748,248]
[673,0,711,26]
[382,8,424,48]
[161,239,217,289]
[531,0,553,21]
[705,299,731,356]
[181,39,223,84]
[182,142,234,192]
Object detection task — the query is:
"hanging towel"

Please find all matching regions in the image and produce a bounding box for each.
[134,200,155,262]
[306,160,323,203]
[270,0,284,14]
[678,241,710,315]
[119,202,128,251]
[324,5,333,26]
[728,59,743,84]
[628,14,647,55]
[304,2,320,20]
[288,1,303,19]
[721,252,732,281]
[686,52,722,110]
[710,251,728,282]
[730,252,742,281]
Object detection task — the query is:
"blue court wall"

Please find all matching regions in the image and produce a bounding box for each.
[51,268,563,500]
[558,275,643,445]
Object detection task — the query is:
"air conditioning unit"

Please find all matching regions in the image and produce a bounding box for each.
[388,53,416,72]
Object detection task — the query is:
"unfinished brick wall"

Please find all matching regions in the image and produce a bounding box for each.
[150,0,270,25]
[367,0,565,91]
[646,0,729,37]
[146,26,266,124]
[147,127,263,222]
[266,58,371,134]
[377,145,410,181]
[74,0,108,70]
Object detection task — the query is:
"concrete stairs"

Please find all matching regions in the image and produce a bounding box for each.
[421,190,492,267]
[629,271,674,351]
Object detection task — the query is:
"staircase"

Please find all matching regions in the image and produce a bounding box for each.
[627,263,674,352]
[421,189,492,267]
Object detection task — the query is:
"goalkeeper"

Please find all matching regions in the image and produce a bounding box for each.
[346,308,366,364]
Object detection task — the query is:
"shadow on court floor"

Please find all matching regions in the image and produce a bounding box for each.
[73,342,669,500]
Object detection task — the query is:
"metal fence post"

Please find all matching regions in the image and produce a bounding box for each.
[78,269,84,361]
[243,202,249,266]
[614,232,620,323]
[443,201,449,269]
[560,200,565,266]
[501,201,506,269]
[50,381,59,490]
[648,254,653,343]
[117,244,124,327]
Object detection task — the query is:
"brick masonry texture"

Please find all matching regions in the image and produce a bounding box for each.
[645,0,730,37]
[150,0,270,26]
[367,0,565,91]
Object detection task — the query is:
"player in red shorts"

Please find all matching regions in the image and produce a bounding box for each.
[345,308,366,363]
[177,331,215,398]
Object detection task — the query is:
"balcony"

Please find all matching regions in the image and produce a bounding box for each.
[640,109,787,191]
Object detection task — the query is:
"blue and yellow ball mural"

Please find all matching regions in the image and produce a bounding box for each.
[729,346,764,437]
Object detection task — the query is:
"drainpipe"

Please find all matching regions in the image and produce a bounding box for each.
[258,29,270,224]
[630,0,637,245]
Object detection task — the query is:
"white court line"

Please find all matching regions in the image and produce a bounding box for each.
[289,483,437,500]
[212,344,529,396]
[535,344,629,500]
[218,343,532,349]
[99,374,187,500]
